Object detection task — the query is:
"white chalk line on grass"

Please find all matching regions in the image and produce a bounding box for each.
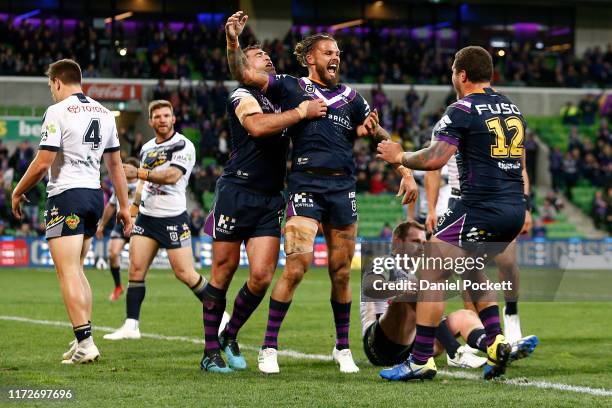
[1,315,611,398]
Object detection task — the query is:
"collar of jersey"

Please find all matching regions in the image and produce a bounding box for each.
[155,131,177,145]
[306,76,340,91]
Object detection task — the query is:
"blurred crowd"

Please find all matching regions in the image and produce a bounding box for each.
[1,17,611,87]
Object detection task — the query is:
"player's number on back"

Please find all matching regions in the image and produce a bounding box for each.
[83,118,101,150]
[486,116,524,158]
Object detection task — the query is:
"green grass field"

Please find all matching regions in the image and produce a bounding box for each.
[1,267,611,407]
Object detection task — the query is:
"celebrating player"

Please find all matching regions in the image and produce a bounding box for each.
[200,44,326,373]
[424,150,534,344]
[11,59,132,364]
[225,11,418,374]
[377,46,528,380]
[104,100,219,341]
[95,156,140,301]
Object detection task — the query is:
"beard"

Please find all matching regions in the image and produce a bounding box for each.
[315,63,340,87]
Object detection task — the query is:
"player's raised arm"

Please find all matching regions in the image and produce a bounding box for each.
[226,11,270,91]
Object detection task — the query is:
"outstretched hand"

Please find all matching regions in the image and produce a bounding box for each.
[225,11,248,44]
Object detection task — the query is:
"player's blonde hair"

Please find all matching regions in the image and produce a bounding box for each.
[46,59,82,85]
[148,100,173,118]
[294,33,337,67]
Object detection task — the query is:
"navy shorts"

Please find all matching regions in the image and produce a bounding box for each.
[434,199,525,255]
[45,188,103,240]
[110,221,129,240]
[132,211,191,249]
[286,190,358,226]
[204,180,284,241]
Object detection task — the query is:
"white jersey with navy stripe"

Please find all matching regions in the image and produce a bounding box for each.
[39,93,120,197]
[138,132,195,218]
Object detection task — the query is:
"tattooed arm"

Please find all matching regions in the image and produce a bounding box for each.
[376,139,457,171]
[225,11,270,90]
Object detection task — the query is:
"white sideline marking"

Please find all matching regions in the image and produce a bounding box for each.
[2,315,611,397]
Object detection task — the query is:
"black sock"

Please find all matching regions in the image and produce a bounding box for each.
[190,275,207,302]
[74,323,92,343]
[467,328,487,352]
[202,283,227,352]
[110,266,121,287]
[436,318,461,359]
[505,301,518,315]
[126,280,146,320]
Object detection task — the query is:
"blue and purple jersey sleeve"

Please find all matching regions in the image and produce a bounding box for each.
[433,100,473,146]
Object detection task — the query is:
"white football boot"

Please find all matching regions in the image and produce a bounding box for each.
[447,345,488,368]
[61,338,100,364]
[103,318,141,340]
[332,347,360,373]
[258,347,280,374]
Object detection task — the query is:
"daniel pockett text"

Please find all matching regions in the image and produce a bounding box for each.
[360,241,515,303]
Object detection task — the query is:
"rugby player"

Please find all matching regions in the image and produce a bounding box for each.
[104,100,220,341]
[424,151,534,344]
[362,221,536,369]
[11,59,132,364]
[200,45,326,373]
[225,11,418,374]
[95,156,140,301]
[361,221,487,369]
[377,46,528,380]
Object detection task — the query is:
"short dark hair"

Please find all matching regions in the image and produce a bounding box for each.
[393,220,425,241]
[46,59,82,85]
[453,46,493,83]
[124,157,140,168]
[294,33,336,67]
[243,43,263,54]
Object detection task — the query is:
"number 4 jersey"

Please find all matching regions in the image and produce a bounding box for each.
[39,92,120,197]
[432,87,525,204]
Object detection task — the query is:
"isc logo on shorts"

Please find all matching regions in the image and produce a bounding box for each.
[293,193,314,207]
[216,214,236,234]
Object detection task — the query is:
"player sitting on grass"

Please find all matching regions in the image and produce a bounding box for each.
[361,221,537,370]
